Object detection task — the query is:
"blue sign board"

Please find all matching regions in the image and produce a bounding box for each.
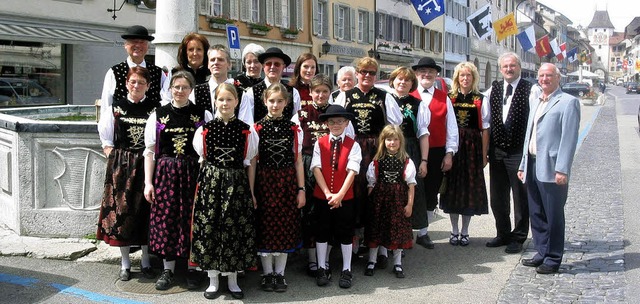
[226,25,241,59]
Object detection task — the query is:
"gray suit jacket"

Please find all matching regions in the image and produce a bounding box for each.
[519,88,581,183]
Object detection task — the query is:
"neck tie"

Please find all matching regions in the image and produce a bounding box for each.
[331,137,341,170]
[503,84,513,105]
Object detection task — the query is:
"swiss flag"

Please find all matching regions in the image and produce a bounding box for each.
[535,35,551,58]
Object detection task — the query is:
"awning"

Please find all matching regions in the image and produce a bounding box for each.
[0,22,112,45]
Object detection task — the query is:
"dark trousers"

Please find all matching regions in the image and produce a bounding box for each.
[526,156,568,268]
[412,147,445,229]
[314,197,355,245]
[489,147,529,243]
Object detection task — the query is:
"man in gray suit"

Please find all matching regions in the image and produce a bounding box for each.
[518,63,580,274]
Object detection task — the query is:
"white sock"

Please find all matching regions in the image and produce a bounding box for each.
[140,245,151,268]
[368,246,379,265]
[427,210,435,225]
[418,228,428,237]
[163,260,176,272]
[316,242,328,270]
[461,215,471,236]
[206,270,219,292]
[393,249,402,266]
[227,272,241,292]
[341,244,352,271]
[274,253,288,275]
[119,246,131,269]
[379,247,388,257]
[325,245,333,269]
[308,248,318,270]
[260,255,273,275]
[449,213,460,235]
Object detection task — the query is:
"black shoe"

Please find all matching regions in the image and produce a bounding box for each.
[230,290,244,299]
[260,274,275,292]
[316,268,329,286]
[376,255,388,269]
[416,234,435,249]
[237,270,246,278]
[141,267,156,279]
[521,258,543,267]
[364,262,375,276]
[203,290,218,299]
[459,234,470,246]
[119,269,131,281]
[536,264,559,274]
[505,242,523,254]
[306,262,318,277]
[449,233,460,246]
[155,269,174,290]
[186,269,203,290]
[273,274,287,292]
[486,237,508,247]
[338,270,353,289]
[393,265,405,278]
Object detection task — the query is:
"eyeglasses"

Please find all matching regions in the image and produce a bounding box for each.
[264,61,283,68]
[128,80,148,86]
[358,70,377,76]
[171,85,192,91]
[327,119,347,126]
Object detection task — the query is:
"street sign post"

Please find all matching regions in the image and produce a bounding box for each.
[226,25,241,60]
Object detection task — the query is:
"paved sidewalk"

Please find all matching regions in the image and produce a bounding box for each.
[498,95,626,302]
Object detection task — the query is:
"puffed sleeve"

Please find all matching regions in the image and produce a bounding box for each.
[416,101,431,138]
[143,112,157,159]
[292,115,303,154]
[239,87,255,125]
[384,92,403,125]
[445,96,459,154]
[404,159,417,185]
[100,68,115,115]
[204,110,214,122]
[366,161,376,188]
[244,125,259,166]
[292,87,301,117]
[481,94,491,129]
[192,125,205,162]
[97,106,115,148]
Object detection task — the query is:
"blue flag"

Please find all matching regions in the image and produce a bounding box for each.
[411,0,446,26]
[516,25,535,52]
[566,47,578,63]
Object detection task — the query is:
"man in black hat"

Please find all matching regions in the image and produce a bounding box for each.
[411,57,458,249]
[100,25,167,115]
[238,47,301,125]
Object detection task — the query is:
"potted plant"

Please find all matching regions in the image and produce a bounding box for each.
[208,16,234,30]
[392,45,401,52]
[282,28,299,39]
[377,42,390,51]
[402,46,412,54]
[248,23,272,36]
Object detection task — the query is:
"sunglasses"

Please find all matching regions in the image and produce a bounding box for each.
[358,69,377,76]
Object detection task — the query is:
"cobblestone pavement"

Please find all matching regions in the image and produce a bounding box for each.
[498,98,626,303]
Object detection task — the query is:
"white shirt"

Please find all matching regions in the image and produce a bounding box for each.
[238,78,301,125]
[418,85,459,154]
[309,132,362,174]
[100,58,170,114]
[192,115,259,166]
[366,157,417,188]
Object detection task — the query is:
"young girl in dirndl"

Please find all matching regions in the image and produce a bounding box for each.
[250,83,306,293]
[365,125,416,278]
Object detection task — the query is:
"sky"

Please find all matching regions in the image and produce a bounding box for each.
[536,0,640,32]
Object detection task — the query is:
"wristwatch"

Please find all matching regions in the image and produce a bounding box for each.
[297,186,306,192]
[421,159,428,163]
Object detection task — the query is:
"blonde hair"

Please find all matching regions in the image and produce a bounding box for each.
[355,57,379,73]
[451,61,480,95]
[373,125,409,162]
[388,67,418,92]
[262,82,290,103]
[214,83,238,101]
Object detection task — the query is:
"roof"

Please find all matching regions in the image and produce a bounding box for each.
[609,32,625,45]
[624,17,640,38]
[587,11,615,29]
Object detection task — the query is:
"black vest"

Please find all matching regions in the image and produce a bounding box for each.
[111,61,163,104]
[255,117,296,169]
[395,94,422,139]
[489,79,532,153]
[112,98,160,151]
[252,80,295,122]
[200,117,250,169]
[344,87,388,136]
[194,83,213,113]
[154,103,206,158]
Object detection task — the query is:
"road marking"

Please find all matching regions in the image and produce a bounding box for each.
[577,105,601,152]
[0,273,39,286]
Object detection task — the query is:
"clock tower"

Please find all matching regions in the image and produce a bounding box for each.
[587,10,615,79]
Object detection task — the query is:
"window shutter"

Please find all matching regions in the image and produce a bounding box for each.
[274,0,282,27]
[296,0,303,30]
[199,0,211,15]
[240,0,249,21]
[229,0,238,20]
[368,11,374,43]
[312,0,319,35]
[333,3,339,39]
[266,0,274,25]
[350,8,356,42]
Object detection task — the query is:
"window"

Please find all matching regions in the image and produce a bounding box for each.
[281,0,289,28]
[337,6,345,39]
[333,4,354,41]
[358,11,364,42]
[313,0,328,36]
[0,41,64,107]
[318,64,334,82]
[424,29,431,50]
[250,0,259,23]
[212,0,222,16]
[413,26,422,49]
[378,12,387,40]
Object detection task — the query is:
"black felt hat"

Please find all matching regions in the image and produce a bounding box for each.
[258,47,292,66]
[121,25,155,41]
[412,57,441,72]
[319,105,354,121]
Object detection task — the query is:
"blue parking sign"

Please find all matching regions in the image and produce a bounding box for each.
[226,25,241,59]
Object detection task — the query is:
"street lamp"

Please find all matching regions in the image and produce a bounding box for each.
[368,48,378,59]
[319,41,331,58]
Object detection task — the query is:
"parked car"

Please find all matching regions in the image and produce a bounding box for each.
[616,78,624,86]
[626,82,640,94]
[561,82,591,97]
[375,77,450,99]
[0,78,61,106]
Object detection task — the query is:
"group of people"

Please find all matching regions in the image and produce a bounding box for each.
[95,24,581,301]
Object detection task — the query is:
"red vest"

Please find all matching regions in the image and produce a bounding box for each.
[313,135,355,200]
[428,88,448,148]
